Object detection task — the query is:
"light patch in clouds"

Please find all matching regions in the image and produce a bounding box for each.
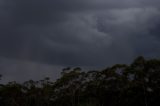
[0,57,62,83]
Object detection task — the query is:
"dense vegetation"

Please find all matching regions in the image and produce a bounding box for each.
[0,56,160,106]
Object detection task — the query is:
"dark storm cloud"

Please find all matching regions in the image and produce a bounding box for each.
[96,7,160,58]
[0,0,160,68]
[0,0,113,66]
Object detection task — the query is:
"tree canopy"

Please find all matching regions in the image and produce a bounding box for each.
[0,56,160,106]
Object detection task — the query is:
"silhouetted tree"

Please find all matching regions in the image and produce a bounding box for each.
[0,56,160,106]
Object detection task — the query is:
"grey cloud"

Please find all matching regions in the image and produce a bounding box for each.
[96,7,160,58]
[0,0,160,68]
[0,0,160,82]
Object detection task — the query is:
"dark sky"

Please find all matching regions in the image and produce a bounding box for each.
[0,0,160,82]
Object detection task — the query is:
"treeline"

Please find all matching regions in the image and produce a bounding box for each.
[0,56,160,106]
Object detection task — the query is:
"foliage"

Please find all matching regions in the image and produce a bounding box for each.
[0,56,160,106]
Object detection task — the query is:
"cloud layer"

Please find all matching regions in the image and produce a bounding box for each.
[0,0,160,82]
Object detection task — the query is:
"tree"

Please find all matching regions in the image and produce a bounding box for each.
[0,56,160,106]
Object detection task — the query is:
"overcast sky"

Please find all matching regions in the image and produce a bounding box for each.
[0,0,160,82]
